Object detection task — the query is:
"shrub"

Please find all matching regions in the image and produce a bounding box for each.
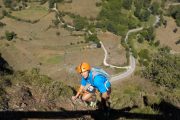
[74,16,88,31]
[122,0,132,10]
[140,27,155,42]
[85,34,99,44]
[158,46,171,53]
[137,34,144,43]
[138,49,150,61]
[5,31,16,41]
[150,2,160,15]
[175,39,180,45]
[3,0,12,8]
[56,32,60,36]
[52,19,60,27]
[175,12,180,26]
[142,50,180,89]
[168,5,180,26]
[48,0,64,8]
[2,10,8,16]
[0,22,6,28]
[154,40,160,47]
[96,2,102,7]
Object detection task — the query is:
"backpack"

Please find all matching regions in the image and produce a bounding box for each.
[91,67,110,81]
[91,67,111,90]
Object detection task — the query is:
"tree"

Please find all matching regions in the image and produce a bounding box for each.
[128,16,140,29]
[142,0,151,8]
[175,12,180,26]
[169,6,180,18]
[137,34,144,43]
[154,40,160,47]
[74,16,88,31]
[150,2,160,15]
[122,0,132,10]
[138,49,150,61]
[134,8,151,21]
[0,22,6,28]
[52,19,60,27]
[3,0,12,8]
[142,51,180,89]
[107,22,117,34]
[134,0,151,9]
[5,31,16,41]
[168,5,180,26]
[158,46,171,53]
[175,39,180,45]
[48,0,55,8]
[140,27,155,42]
[48,0,64,8]
[139,9,151,21]
[97,0,130,36]
[86,34,99,44]
[134,0,151,21]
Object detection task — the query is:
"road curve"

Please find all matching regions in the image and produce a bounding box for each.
[100,27,143,82]
[110,55,136,82]
[100,41,130,69]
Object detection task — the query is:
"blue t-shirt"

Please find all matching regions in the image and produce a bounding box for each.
[81,70,111,93]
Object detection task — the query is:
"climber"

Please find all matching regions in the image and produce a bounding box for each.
[72,62,111,108]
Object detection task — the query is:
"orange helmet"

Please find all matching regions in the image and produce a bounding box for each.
[76,62,91,73]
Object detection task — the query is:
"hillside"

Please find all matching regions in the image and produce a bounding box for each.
[0,0,180,119]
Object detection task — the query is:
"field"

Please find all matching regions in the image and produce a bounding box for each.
[156,16,180,52]
[11,2,49,21]
[0,0,129,84]
[57,0,101,18]
[0,18,104,82]
[0,3,106,85]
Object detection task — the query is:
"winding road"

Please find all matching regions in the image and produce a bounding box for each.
[52,3,163,82]
[106,2,180,82]
[100,27,143,82]
[102,21,163,82]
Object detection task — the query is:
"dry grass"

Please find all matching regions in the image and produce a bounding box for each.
[0,0,4,18]
[0,10,105,83]
[111,75,161,109]
[0,1,119,84]
[57,0,101,18]
[156,16,180,52]
[62,15,74,25]
[11,2,49,21]
[0,0,2,4]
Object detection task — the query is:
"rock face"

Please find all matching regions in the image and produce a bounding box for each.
[0,87,9,110]
[17,86,35,110]
[0,54,13,75]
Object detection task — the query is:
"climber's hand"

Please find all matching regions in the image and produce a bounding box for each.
[72,96,77,101]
